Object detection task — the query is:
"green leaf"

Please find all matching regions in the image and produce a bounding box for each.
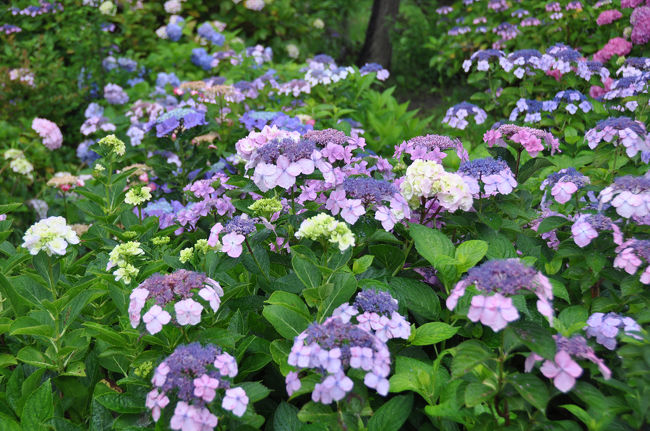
[263,293,312,339]
[509,373,550,412]
[273,402,301,431]
[367,394,413,431]
[517,158,555,184]
[317,272,356,321]
[95,392,145,414]
[537,216,569,234]
[387,278,440,320]
[297,402,337,426]
[238,382,271,403]
[16,346,54,369]
[411,322,458,346]
[292,254,322,289]
[409,224,455,265]
[506,321,556,360]
[10,317,54,337]
[464,382,496,407]
[559,306,588,334]
[455,240,488,273]
[0,202,22,215]
[451,341,493,378]
[352,255,374,274]
[21,379,53,431]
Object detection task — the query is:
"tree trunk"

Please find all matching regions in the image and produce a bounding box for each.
[358,0,401,69]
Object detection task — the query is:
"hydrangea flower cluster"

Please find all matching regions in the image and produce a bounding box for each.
[540,168,590,205]
[525,335,611,392]
[32,117,63,150]
[484,124,560,157]
[631,6,650,45]
[599,175,650,220]
[286,316,392,403]
[5,148,34,180]
[400,159,474,213]
[585,312,642,349]
[81,103,116,136]
[104,83,129,105]
[442,102,487,130]
[551,90,592,114]
[359,63,390,81]
[239,110,311,134]
[295,213,355,252]
[394,134,468,163]
[128,270,223,334]
[21,216,80,256]
[614,239,650,284]
[153,107,208,138]
[147,343,248,430]
[325,177,410,230]
[462,49,505,72]
[174,173,237,232]
[106,241,144,284]
[596,9,623,25]
[304,55,355,87]
[586,117,650,163]
[197,22,225,46]
[332,290,411,342]
[593,37,632,63]
[509,98,547,123]
[571,213,623,247]
[446,259,554,332]
[458,157,517,197]
[208,215,257,258]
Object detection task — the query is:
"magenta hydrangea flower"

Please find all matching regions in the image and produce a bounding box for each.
[614,239,650,284]
[32,117,63,150]
[485,124,560,156]
[446,259,554,332]
[596,9,623,25]
[526,334,611,392]
[287,317,392,403]
[631,6,650,45]
[149,343,247,430]
[594,37,632,63]
[128,270,224,334]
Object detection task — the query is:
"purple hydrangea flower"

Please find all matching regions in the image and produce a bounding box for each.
[458,157,517,197]
[442,102,487,130]
[154,108,208,137]
[614,239,650,284]
[395,134,468,163]
[585,312,642,349]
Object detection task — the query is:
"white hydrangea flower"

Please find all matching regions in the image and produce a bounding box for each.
[22,216,80,256]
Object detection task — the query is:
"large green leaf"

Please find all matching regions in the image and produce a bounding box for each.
[411,322,459,346]
[367,394,413,431]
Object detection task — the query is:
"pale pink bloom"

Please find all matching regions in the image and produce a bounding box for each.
[32,118,63,150]
[174,298,203,326]
[145,389,169,422]
[483,129,503,147]
[222,232,245,258]
[525,353,544,372]
[222,387,249,417]
[340,198,365,224]
[317,348,342,373]
[198,286,221,312]
[152,362,170,386]
[286,371,302,396]
[467,294,519,331]
[193,374,219,402]
[214,352,238,377]
[613,249,642,274]
[128,288,149,328]
[551,181,578,204]
[142,305,172,335]
[364,372,389,396]
[571,220,598,247]
[207,222,223,247]
[349,346,374,371]
[170,401,199,431]
[540,351,583,392]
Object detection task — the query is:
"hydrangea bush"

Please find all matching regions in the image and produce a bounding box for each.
[0,1,649,430]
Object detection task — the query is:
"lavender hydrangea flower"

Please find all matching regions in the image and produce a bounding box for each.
[359,63,389,80]
[509,99,548,123]
[128,270,224,334]
[446,259,554,332]
[571,213,623,247]
[191,48,215,70]
[553,90,592,114]
[458,158,517,197]
[154,107,208,138]
[197,22,225,45]
[332,290,411,342]
[104,83,129,105]
[395,134,468,163]
[614,239,650,284]
[599,174,650,220]
[442,102,487,130]
[148,343,248,429]
[525,334,611,392]
[540,168,590,205]
[585,312,642,349]
[286,317,392,402]
[207,215,257,258]
[586,117,650,163]
[141,198,187,229]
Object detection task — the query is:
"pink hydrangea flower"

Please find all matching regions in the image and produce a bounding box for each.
[551,181,578,204]
[540,351,583,392]
[222,387,248,417]
[174,298,203,326]
[142,305,172,335]
[214,352,239,378]
[511,130,544,157]
[596,9,622,25]
[32,118,63,150]
[571,220,599,247]
[193,374,219,402]
[128,287,149,328]
[221,232,245,258]
[145,389,169,422]
[286,371,301,396]
[467,294,520,331]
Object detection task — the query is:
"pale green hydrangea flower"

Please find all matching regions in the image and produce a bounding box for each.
[179,247,194,263]
[98,134,126,156]
[125,186,152,206]
[295,213,355,251]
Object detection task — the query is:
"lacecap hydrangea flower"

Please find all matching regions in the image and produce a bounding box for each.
[586,117,650,163]
[613,239,650,284]
[442,102,487,130]
[286,316,392,402]
[147,343,248,430]
[446,259,554,332]
[129,270,223,334]
[207,215,257,258]
[599,174,650,220]
[332,289,411,342]
[540,168,590,205]
[394,134,468,164]
[571,213,623,247]
[585,312,642,350]
[458,157,517,198]
[22,216,80,256]
[484,124,560,157]
[526,334,611,393]
[295,213,355,252]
